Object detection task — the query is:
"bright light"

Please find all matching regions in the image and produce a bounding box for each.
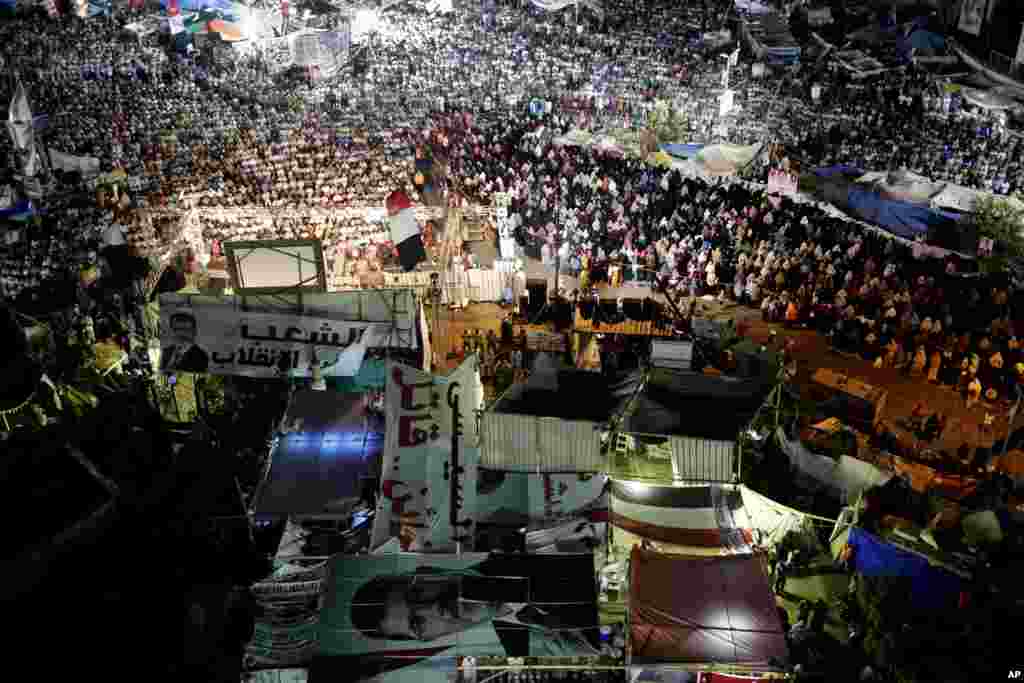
[241,9,262,37]
[352,9,378,40]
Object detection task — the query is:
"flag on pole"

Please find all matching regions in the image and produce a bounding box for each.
[386,190,420,245]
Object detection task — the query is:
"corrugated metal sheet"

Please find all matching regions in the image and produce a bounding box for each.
[669,435,735,483]
[481,412,605,471]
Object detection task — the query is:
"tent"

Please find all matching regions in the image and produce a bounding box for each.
[776,427,892,503]
[844,527,966,612]
[613,368,772,483]
[629,548,789,668]
[610,481,752,551]
[252,391,383,519]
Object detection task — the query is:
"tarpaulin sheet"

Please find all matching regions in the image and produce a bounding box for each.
[695,143,762,176]
[610,482,751,550]
[776,428,890,503]
[846,527,964,611]
[813,165,863,178]
[860,170,943,206]
[662,143,706,160]
[845,187,959,240]
[629,548,788,666]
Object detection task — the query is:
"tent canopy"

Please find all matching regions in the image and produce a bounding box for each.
[629,547,789,667]
[611,481,752,550]
[621,369,773,441]
[492,368,641,422]
[253,391,382,518]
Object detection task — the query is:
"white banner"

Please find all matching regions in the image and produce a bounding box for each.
[158,292,418,378]
[1017,25,1024,64]
[529,0,603,19]
[370,358,483,553]
[957,0,986,36]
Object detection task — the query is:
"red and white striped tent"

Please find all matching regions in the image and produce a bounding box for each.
[610,481,752,551]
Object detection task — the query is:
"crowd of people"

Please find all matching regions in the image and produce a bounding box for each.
[0,0,1017,305]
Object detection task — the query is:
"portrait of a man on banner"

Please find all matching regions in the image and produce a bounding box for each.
[317,553,601,682]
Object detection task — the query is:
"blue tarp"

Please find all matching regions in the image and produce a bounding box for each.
[908,28,945,52]
[0,200,34,221]
[845,187,960,240]
[847,527,964,611]
[813,165,863,178]
[661,143,705,159]
[160,0,236,11]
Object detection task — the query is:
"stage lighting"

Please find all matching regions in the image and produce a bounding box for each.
[352,9,378,40]
[241,10,261,38]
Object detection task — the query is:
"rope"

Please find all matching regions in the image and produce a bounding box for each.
[0,388,37,431]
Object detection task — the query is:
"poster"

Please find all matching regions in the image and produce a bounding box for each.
[473,470,608,552]
[957,0,986,36]
[247,561,328,668]
[158,295,403,377]
[317,552,601,681]
[371,359,484,553]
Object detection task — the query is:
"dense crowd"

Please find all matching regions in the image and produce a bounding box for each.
[0,2,1022,334]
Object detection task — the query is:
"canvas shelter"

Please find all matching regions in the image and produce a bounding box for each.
[252,390,383,519]
[610,481,752,552]
[615,368,773,483]
[628,548,789,669]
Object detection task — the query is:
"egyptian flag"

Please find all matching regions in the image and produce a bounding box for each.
[610,481,752,549]
[386,190,425,272]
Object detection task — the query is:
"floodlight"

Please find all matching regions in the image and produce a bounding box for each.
[241,10,261,37]
[352,9,378,40]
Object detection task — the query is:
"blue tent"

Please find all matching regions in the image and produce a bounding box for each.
[813,165,863,178]
[844,187,960,240]
[661,143,705,160]
[907,28,946,52]
[847,527,964,612]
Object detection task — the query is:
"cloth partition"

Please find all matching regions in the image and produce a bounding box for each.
[845,527,965,611]
[739,485,811,548]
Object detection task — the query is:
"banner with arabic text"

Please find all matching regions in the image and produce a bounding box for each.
[158,294,414,378]
[371,358,483,552]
